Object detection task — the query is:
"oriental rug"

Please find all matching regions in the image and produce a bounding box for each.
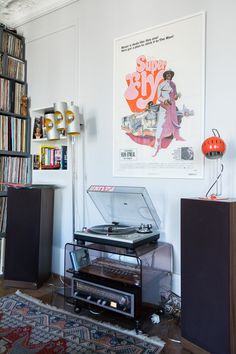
[0,291,164,353]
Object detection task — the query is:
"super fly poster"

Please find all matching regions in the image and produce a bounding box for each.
[113,13,205,178]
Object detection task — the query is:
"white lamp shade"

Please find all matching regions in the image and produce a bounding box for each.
[54,101,67,131]
[66,103,80,135]
[45,112,60,140]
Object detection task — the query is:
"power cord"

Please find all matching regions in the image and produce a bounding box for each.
[155,290,181,319]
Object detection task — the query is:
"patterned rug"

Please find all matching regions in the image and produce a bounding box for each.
[0,291,164,353]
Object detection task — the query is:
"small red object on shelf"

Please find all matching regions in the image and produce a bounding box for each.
[41,164,61,170]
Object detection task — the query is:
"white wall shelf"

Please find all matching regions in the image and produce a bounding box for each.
[32,136,67,142]
[31,106,68,171]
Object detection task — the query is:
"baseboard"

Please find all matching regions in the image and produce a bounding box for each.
[50,272,73,299]
[56,286,72,297]
[3,279,39,289]
[51,272,70,285]
[172,273,181,296]
[181,337,211,354]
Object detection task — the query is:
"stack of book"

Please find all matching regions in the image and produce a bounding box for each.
[2,31,23,59]
[33,145,67,170]
[6,56,25,82]
[0,78,25,114]
[0,156,31,190]
[0,115,26,152]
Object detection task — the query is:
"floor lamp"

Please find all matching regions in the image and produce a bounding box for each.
[66,102,81,236]
[54,102,81,297]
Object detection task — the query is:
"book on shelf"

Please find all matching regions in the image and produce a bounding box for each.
[0,197,7,233]
[54,148,62,166]
[21,119,26,152]
[0,54,3,75]
[33,154,40,170]
[14,82,25,115]
[61,145,67,170]
[0,78,12,112]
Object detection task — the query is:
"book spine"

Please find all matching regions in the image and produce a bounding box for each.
[61,145,67,170]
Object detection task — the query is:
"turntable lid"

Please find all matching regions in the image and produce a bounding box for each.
[87,185,161,229]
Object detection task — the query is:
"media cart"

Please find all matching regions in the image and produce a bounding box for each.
[64,241,173,332]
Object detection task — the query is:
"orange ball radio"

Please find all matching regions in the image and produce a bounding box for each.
[202,129,226,198]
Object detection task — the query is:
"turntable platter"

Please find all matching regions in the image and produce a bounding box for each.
[88,224,136,235]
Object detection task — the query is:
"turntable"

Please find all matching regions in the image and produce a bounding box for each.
[74,185,161,249]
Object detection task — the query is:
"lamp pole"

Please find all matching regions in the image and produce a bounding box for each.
[71,134,77,236]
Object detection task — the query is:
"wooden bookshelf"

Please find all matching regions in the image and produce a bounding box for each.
[0,24,31,276]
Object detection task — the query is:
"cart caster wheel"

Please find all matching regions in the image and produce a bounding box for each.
[135,327,143,335]
[135,320,142,334]
[74,305,81,314]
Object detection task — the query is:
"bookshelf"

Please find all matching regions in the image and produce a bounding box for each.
[0,24,31,276]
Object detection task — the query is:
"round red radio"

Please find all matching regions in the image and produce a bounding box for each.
[202,133,226,159]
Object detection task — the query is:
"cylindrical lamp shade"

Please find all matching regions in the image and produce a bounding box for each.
[66,103,80,135]
[45,112,60,140]
[54,101,67,131]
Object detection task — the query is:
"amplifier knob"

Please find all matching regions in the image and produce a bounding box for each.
[87,295,91,300]
[119,296,129,306]
[102,300,106,306]
[97,299,102,304]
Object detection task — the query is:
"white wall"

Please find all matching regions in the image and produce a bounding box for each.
[19,0,236,294]
[19,4,80,275]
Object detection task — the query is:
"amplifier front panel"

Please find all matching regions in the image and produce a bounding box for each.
[72,277,135,317]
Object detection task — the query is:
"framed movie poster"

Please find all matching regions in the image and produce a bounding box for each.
[113,12,205,178]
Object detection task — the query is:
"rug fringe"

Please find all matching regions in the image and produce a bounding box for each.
[15,290,73,314]
[15,290,165,347]
[89,320,165,347]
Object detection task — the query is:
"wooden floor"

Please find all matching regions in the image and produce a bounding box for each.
[0,276,192,354]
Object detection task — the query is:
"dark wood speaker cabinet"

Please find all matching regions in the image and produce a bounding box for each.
[4,186,54,289]
[181,198,236,354]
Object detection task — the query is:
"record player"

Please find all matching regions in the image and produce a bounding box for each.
[74,185,161,249]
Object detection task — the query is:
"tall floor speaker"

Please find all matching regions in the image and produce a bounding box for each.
[181,198,236,354]
[4,186,54,289]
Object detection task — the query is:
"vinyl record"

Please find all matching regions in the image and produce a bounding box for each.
[88,224,136,235]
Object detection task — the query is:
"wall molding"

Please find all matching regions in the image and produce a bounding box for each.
[12,0,79,28]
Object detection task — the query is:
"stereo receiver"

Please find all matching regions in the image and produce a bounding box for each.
[72,278,135,317]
